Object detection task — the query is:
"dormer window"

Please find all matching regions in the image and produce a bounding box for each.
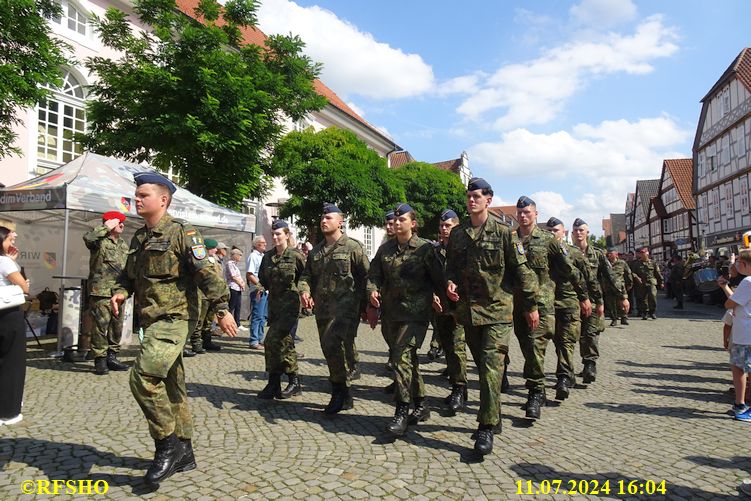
[721,88,731,116]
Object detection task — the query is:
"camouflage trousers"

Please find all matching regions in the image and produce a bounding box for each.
[187,298,211,349]
[429,323,442,351]
[554,308,581,383]
[316,316,358,386]
[87,296,124,358]
[130,319,192,440]
[381,318,396,361]
[345,320,359,371]
[580,311,604,362]
[635,283,657,315]
[265,324,299,375]
[434,313,467,386]
[464,323,511,426]
[389,321,429,404]
[605,290,628,320]
[512,310,555,391]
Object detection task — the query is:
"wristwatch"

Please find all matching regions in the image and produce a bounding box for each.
[216,309,228,319]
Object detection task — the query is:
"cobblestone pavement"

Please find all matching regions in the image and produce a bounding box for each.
[2,295,750,500]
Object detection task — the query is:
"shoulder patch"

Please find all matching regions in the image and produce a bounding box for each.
[191,244,207,260]
[561,244,569,256]
[516,242,525,255]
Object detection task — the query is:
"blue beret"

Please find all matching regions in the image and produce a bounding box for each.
[573,218,587,227]
[467,177,492,192]
[546,217,563,228]
[516,196,535,208]
[394,203,413,216]
[134,171,177,194]
[322,203,342,214]
[271,220,289,230]
[440,209,458,221]
[384,210,395,221]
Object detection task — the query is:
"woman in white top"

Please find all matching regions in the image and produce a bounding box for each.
[0,223,29,425]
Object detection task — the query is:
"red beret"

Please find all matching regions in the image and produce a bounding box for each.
[102,211,126,223]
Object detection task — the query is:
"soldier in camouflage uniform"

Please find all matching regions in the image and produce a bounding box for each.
[83,211,130,375]
[571,219,628,384]
[446,178,538,455]
[432,209,468,414]
[111,172,236,486]
[669,254,685,309]
[605,248,633,326]
[368,203,445,436]
[381,210,397,387]
[512,199,588,420]
[257,220,306,400]
[299,203,369,415]
[632,246,663,319]
[545,218,594,400]
[184,238,223,357]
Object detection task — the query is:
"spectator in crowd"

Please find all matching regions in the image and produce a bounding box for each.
[246,236,268,349]
[226,248,247,331]
[215,242,228,266]
[0,223,29,426]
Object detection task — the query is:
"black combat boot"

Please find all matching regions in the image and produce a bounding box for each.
[106,351,129,371]
[501,368,510,394]
[175,438,197,473]
[383,381,396,394]
[191,341,206,355]
[94,357,108,375]
[555,375,571,400]
[202,331,221,351]
[447,385,466,415]
[582,361,596,384]
[144,434,182,485]
[609,318,618,327]
[408,398,430,425]
[348,364,361,381]
[386,402,410,436]
[182,347,196,358]
[473,425,494,455]
[620,317,629,325]
[525,389,546,420]
[324,383,353,415]
[258,373,282,400]
[279,373,302,399]
[650,312,657,320]
[427,346,440,361]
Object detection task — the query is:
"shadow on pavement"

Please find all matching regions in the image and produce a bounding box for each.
[615,369,729,386]
[616,359,729,372]
[662,344,726,352]
[584,402,725,420]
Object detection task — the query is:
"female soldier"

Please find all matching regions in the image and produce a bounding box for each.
[368,204,444,436]
[257,220,306,400]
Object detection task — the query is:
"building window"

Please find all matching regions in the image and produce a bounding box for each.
[725,184,734,213]
[663,219,669,234]
[363,227,373,256]
[52,0,89,36]
[738,123,747,158]
[741,178,749,214]
[722,89,731,116]
[36,70,86,175]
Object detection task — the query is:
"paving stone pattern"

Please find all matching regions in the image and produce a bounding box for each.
[1,296,750,500]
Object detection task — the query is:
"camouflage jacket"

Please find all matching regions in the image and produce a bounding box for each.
[299,234,369,320]
[432,242,453,317]
[553,244,593,311]
[632,258,663,287]
[259,246,306,331]
[83,225,129,298]
[367,234,444,322]
[514,226,587,316]
[579,245,621,304]
[606,259,633,294]
[446,215,538,326]
[113,214,229,329]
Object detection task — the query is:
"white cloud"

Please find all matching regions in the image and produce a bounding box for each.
[436,74,482,96]
[345,101,365,118]
[456,15,679,129]
[570,0,637,28]
[257,0,435,100]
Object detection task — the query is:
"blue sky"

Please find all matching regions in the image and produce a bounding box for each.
[256,0,751,233]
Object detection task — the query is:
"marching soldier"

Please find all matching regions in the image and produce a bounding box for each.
[604,248,633,326]
[184,238,223,357]
[111,172,237,486]
[445,178,538,455]
[83,211,130,375]
[299,203,369,415]
[632,246,663,319]
[571,219,627,384]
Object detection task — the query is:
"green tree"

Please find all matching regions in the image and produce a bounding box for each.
[391,161,466,241]
[271,127,404,242]
[590,234,607,250]
[82,0,326,209]
[0,0,68,158]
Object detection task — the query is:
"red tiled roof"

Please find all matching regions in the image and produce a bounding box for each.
[489,206,518,227]
[702,47,751,101]
[663,158,695,209]
[174,0,375,131]
[389,151,416,168]
[432,158,462,174]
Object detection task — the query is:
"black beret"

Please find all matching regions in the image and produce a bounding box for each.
[607,246,617,253]
[394,203,413,216]
[271,220,289,230]
[322,203,342,214]
[516,196,535,208]
[467,177,492,191]
[134,172,177,194]
[573,218,587,227]
[440,209,458,221]
[546,217,563,228]
[384,210,395,221]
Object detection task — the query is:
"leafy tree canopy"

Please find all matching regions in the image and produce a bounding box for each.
[271,127,405,242]
[391,161,466,241]
[82,0,326,209]
[0,0,68,158]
